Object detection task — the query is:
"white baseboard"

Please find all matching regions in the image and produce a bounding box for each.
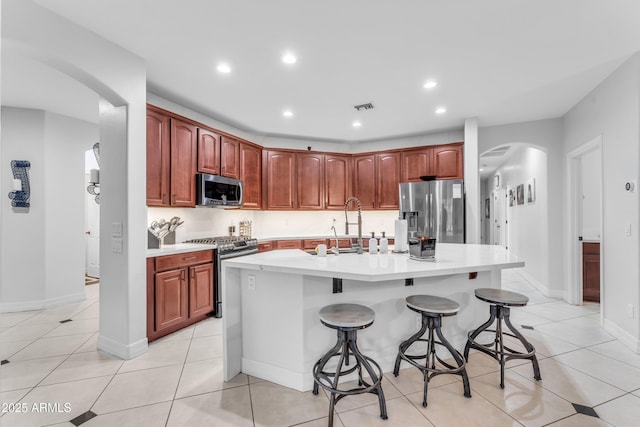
[514,269,565,299]
[0,291,86,313]
[603,319,640,354]
[242,358,308,391]
[98,334,148,360]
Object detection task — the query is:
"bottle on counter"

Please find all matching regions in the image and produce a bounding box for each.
[379,231,389,253]
[369,232,378,254]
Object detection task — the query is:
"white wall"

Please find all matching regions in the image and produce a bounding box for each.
[581,148,601,241]
[479,119,564,297]
[0,107,97,311]
[564,52,640,351]
[490,145,549,292]
[3,0,148,359]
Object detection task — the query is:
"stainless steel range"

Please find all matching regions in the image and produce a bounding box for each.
[185,236,258,317]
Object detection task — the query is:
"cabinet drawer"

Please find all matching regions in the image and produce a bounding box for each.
[155,250,213,272]
[258,241,274,252]
[276,239,302,249]
[303,238,328,249]
[583,242,600,255]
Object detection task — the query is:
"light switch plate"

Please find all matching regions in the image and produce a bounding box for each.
[112,238,123,253]
[112,222,123,237]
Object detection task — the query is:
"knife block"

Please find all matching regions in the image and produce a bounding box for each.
[163,231,177,245]
[148,231,161,249]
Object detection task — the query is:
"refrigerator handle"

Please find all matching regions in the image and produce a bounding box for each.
[428,193,433,237]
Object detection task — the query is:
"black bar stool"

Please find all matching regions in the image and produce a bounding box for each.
[393,295,471,407]
[312,303,387,426]
[464,288,542,389]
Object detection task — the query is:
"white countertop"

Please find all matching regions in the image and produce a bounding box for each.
[146,243,216,258]
[222,243,523,281]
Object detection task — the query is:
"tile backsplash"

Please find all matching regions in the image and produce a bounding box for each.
[147,207,399,241]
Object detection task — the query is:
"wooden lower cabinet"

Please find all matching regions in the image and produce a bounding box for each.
[155,268,188,331]
[258,241,274,252]
[582,242,600,302]
[147,250,214,342]
[303,238,328,249]
[276,239,302,249]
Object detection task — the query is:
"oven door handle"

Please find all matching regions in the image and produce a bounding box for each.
[219,248,258,260]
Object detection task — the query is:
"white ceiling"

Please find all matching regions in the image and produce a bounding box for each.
[4,0,640,143]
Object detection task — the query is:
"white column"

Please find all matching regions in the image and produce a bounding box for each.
[464,118,480,244]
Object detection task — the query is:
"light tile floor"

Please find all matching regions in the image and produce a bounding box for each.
[1,269,639,426]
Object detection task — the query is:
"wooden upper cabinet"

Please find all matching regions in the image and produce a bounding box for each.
[352,154,376,209]
[433,144,463,180]
[146,109,171,206]
[220,136,240,179]
[239,142,262,209]
[170,118,198,207]
[376,152,401,209]
[401,147,433,182]
[297,152,324,209]
[325,154,351,210]
[264,150,296,209]
[197,128,220,175]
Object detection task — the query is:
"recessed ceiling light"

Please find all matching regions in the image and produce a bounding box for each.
[282,52,297,64]
[217,63,231,73]
[283,110,293,118]
[352,121,362,128]
[423,80,438,89]
[435,107,447,114]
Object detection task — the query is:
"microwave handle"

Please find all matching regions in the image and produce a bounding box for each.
[237,181,243,205]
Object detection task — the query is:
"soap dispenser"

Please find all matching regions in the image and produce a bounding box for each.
[379,231,389,253]
[369,232,378,254]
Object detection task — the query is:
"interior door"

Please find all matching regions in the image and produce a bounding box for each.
[493,189,503,246]
[85,172,100,278]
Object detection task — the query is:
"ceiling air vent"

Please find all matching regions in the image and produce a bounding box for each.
[354,103,375,111]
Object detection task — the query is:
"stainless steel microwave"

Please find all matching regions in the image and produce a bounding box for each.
[196,173,243,207]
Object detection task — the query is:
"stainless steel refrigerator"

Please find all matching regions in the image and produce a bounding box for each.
[399,180,465,243]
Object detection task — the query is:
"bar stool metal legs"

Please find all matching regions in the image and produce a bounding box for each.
[393,296,471,408]
[464,288,542,389]
[312,304,387,426]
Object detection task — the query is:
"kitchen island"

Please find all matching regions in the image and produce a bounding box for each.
[221,243,523,391]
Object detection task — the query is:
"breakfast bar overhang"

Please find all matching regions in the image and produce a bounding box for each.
[221,243,524,391]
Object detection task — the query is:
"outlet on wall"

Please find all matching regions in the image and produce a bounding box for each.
[248,274,256,290]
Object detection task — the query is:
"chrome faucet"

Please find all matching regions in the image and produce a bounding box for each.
[330,225,340,255]
[344,197,363,254]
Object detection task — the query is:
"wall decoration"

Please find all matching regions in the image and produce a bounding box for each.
[8,160,31,208]
[87,142,100,204]
[494,174,500,188]
[527,178,536,203]
[508,188,515,207]
[484,198,490,218]
[516,184,525,205]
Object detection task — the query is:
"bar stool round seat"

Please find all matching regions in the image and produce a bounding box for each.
[464,288,542,389]
[393,295,471,407]
[319,303,375,329]
[313,303,387,426]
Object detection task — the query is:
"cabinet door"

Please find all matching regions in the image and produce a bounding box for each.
[352,154,376,209]
[197,128,220,175]
[583,243,600,302]
[146,109,171,206]
[189,263,214,318]
[433,145,463,180]
[376,152,401,209]
[220,136,240,179]
[155,268,188,331]
[401,147,433,182]
[297,152,324,209]
[239,142,262,209]
[265,150,296,209]
[170,119,198,206]
[325,154,351,210]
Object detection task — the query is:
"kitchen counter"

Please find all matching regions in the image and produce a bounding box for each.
[146,242,216,258]
[222,244,523,391]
